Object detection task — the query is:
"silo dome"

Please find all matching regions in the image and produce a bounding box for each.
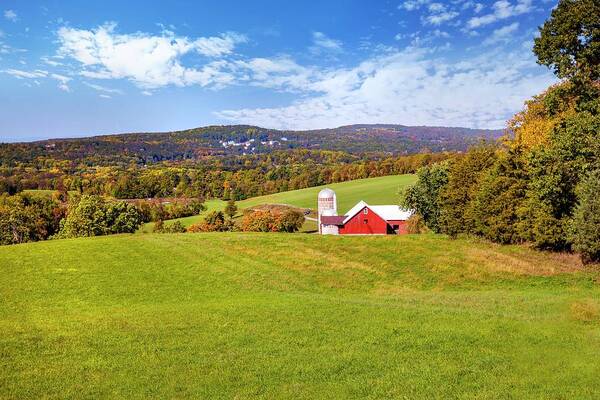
[318,188,336,199]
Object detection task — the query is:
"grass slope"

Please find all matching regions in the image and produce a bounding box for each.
[1,233,600,399]
[143,174,416,231]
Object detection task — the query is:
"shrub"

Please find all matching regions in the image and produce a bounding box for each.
[188,211,230,232]
[153,220,187,233]
[240,209,304,233]
[276,210,305,233]
[405,214,427,234]
[153,220,165,233]
[241,210,275,232]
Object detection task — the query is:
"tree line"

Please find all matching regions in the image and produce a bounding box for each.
[1,150,451,200]
[404,0,600,263]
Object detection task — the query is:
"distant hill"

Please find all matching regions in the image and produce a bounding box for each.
[0,124,503,165]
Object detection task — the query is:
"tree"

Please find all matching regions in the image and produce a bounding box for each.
[438,146,497,238]
[105,201,143,234]
[224,198,238,219]
[467,149,528,244]
[275,209,305,233]
[56,195,143,238]
[57,195,109,238]
[533,0,600,90]
[571,169,600,264]
[506,82,577,150]
[401,162,449,233]
[0,194,62,245]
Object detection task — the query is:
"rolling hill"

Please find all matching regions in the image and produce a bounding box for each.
[142,174,417,231]
[1,233,599,398]
[1,124,503,165]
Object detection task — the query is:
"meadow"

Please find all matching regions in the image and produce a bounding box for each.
[1,232,599,399]
[141,174,416,231]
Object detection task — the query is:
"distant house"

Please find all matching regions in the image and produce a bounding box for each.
[318,189,413,235]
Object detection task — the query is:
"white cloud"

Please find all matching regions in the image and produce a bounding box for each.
[217,46,555,130]
[41,56,63,67]
[194,32,247,57]
[4,10,17,22]
[141,90,153,96]
[2,69,71,92]
[467,0,533,29]
[99,94,111,99]
[310,32,343,54]
[2,69,48,79]
[232,57,317,92]
[83,81,124,94]
[483,22,520,45]
[50,73,71,91]
[424,11,459,25]
[428,3,446,12]
[399,0,430,11]
[57,23,246,89]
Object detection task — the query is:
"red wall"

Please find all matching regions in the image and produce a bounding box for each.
[339,206,389,235]
[387,220,409,235]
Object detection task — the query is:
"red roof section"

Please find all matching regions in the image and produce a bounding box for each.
[321,215,345,225]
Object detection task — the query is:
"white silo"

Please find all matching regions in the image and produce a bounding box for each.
[320,208,340,235]
[318,188,337,234]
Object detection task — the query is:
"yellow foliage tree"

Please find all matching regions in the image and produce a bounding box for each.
[506,82,576,149]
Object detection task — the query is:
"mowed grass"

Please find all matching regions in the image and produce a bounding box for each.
[1,233,600,399]
[142,174,416,231]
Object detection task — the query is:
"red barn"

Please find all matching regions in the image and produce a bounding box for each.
[320,201,413,235]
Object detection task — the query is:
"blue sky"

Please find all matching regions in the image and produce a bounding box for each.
[0,0,557,141]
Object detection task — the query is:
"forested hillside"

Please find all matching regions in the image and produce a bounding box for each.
[0,124,501,165]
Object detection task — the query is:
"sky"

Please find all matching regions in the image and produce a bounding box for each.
[0,0,558,142]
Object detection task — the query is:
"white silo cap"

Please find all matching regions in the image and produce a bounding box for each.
[318,188,336,198]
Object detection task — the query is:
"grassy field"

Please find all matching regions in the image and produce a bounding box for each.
[141,174,416,231]
[1,232,600,399]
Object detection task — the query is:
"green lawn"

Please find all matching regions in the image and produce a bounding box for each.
[142,174,416,231]
[1,232,599,398]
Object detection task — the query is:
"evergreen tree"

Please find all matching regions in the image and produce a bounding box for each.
[571,169,600,264]
[438,146,497,238]
[401,162,449,233]
[224,198,238,219]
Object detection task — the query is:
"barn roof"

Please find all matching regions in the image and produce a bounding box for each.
[370,205,413,221]
[321,215,345,225]
[342,201,412,224]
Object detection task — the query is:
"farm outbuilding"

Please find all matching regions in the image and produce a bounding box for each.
[317,189,413,235]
